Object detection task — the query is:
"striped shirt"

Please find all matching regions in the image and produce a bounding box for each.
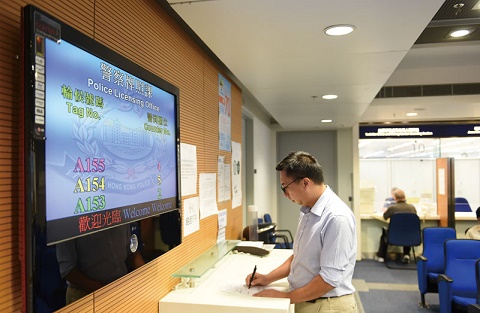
[288,185,357,297]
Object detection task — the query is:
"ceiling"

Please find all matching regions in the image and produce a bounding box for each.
[166,0,480,131]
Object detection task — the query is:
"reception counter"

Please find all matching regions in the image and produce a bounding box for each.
[361,213,441,222]
[360,211,477,259]
[159,248,293,313]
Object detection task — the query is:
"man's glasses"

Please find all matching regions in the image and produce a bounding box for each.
[281,177,303,194]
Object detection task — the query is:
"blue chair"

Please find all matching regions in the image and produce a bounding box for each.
[470,259,480,313]
[385,212,421,269]
[438,239,480,313]
[455,197,472,212]
[263,214,293,249]
[477,258,480,303]
[416,227,456,307]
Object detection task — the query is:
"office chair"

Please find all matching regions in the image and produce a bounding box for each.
[416,227,456,308]
[468,259,480,313]
[385,212,421,269]
[455,197,472,212]
[241,222,291,248]
[469,305,480,313]
[438,240,480,313]
[470,259,480,313]
[263,213,294,248]
[477,258,480,304]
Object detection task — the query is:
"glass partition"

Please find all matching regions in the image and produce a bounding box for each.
[359,137,480,215]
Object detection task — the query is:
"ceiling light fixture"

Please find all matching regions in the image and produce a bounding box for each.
[450,29,470,37]
[406,112,418,117]
[322,94,338,100]
[321,119,332,123]
[324,24,356,36]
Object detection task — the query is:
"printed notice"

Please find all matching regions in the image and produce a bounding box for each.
[181,143,197,196]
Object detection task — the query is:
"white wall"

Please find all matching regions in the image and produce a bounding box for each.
[252,116,277,221]
[455,158,480,211]
[360,159,437,213]
[337,128,353,207]
[351,124,361,260]
[359,158,480,214]
[242,93,277,227]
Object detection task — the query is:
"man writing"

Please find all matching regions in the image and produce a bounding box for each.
[245,151,357,313]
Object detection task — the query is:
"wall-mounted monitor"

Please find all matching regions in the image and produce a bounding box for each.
[22,5,181,311]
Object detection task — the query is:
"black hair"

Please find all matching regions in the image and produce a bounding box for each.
[275,151,324,184]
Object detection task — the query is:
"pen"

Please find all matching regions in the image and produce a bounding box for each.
[248,265,257,289]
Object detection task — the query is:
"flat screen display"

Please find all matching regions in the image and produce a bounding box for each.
[22,5,182,312]
[24,5,181,245]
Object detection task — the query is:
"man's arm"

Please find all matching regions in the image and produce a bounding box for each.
[254,274,334,304]
[383,207,392,220]
[247,254,293,287]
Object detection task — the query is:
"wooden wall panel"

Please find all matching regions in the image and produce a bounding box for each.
[0,0,243,312]
[32,0,95,37]
[0,1,26,312]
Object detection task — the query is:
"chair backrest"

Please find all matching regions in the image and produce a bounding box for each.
[264,213,273,223]
[444,239,480,297]
[476,258,480,304]
[258,222,277,243]
[387,212,421,247]
[455,197,472,212]
[242,222,277,243]
[422,227,456,273]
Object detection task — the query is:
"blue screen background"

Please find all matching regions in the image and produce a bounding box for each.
[44,39,178,222]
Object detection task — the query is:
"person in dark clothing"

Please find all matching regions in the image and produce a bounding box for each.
[375,189,417,264]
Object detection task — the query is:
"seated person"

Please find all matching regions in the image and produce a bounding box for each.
[465,207,480,240]
[381,187,399,212]
[56,224,144,305]
[375,189,417,264]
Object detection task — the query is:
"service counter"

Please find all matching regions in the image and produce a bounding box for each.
[360,211,477,259]
[159,246,293,313]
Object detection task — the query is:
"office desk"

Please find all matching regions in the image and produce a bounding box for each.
[360,212,477,258]
[360,213,439,259]
[455,212,477,221]
[159,249,293,313]
[361,213,440,222]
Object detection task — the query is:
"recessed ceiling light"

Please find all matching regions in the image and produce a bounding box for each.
[322,94,338,100]
[321,119,333,123]
[450,29,470,38]
[324,25,356,36]
[406,112,417,117]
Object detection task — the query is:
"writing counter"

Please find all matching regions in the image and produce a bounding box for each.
[159,249,293,313]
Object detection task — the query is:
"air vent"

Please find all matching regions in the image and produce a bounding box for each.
[376,83,480,99]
